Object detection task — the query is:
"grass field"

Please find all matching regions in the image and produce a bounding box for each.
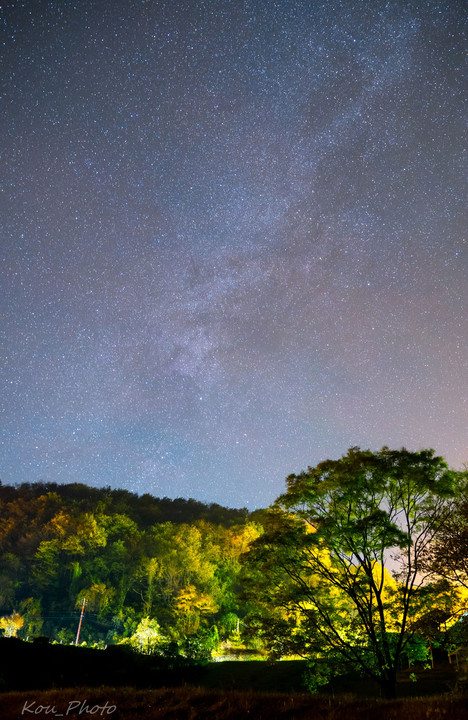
[0,685,467,719]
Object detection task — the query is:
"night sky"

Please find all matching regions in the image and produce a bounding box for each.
[2,0,467,508]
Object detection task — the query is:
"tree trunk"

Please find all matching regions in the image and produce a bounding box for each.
[380,670,397,699]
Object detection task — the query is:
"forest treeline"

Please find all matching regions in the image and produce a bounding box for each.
[0,480,263,653]
[1,447,468,699]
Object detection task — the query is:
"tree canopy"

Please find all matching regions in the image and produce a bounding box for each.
[423,487,468,591]
[0,480,260,653]
[1,451,468,694]
[244,447,464,698]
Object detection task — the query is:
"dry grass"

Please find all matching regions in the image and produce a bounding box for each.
[0,685,467,720]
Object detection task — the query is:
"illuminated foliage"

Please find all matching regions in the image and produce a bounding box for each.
[77,583,115,617]
[245,447,461,698]
[174,584,218,635]
[0,611,24,637]
[127,617,164,654]
[0,481,258,649]
[4,464,466,683]
[18,598,43,638]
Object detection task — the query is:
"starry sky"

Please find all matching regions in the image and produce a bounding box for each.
[1,0,467,508]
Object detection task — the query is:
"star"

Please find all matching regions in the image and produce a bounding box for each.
[1,0,466,508]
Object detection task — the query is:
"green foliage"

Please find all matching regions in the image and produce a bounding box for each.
[178,628,219,665]
[244,447,462,698]
[18,598,43,638]
[125,617,164,654]
[302,660,335,692]
[2,459,467,689]
[0,482,250,529]
[218,612,239,638]
[0,481,258,655]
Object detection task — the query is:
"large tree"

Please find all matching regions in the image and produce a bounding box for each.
[244,447,461,698]
[423,489,468,591]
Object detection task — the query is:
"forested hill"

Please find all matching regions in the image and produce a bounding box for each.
[0,481,257,528]
[0,480,265,647]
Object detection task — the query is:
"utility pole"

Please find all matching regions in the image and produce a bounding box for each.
[75,598,86,646]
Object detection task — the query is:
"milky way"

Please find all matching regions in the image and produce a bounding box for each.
[2,0,467,507]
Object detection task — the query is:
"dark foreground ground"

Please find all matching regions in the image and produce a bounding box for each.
[0,639,466,719]
[0,685,467,720]
[0,637,460,696]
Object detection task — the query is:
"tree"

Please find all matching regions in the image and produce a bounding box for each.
[140,522,220,626]
[423,488,468,592]
[173,584,218,635]
[244,447,460,698]
[127,617,164,654]
[0,611,24,637]
[18,597,43,638]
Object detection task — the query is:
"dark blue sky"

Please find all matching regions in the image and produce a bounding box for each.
[2,0,467,508]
